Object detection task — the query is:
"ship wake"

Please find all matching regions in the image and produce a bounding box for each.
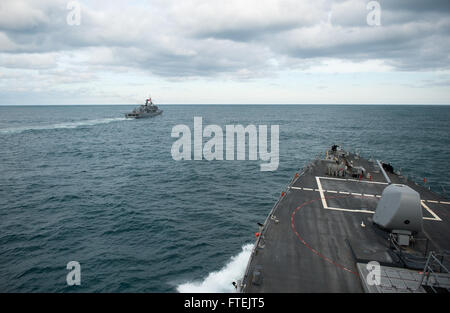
[0,117,127,134]
[177,243,253,293]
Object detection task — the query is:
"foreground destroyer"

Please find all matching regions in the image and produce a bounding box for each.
[241,145,450,293]
[125,97,163,118]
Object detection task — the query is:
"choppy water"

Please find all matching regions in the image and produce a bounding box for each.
[0,105,449,292]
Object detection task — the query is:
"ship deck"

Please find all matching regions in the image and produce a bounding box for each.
[241,151,450,293]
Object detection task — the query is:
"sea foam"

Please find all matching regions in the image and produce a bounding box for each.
[0,117,127,134]
[176,243,254,293]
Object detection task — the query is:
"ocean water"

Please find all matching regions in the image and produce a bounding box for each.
[0,104,449,292]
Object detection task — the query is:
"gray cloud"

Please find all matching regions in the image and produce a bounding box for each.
[383,0,450,13]
[0,0,449,80]
[0,52,58,69]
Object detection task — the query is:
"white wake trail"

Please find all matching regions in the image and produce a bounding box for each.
[0,117,127,134]
[177,243,254,293]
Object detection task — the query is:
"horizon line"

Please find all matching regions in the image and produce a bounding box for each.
[1,103,450,106]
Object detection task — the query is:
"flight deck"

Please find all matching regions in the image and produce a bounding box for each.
[241,147,450,293]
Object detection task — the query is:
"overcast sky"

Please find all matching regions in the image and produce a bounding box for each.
[0,0,449,105]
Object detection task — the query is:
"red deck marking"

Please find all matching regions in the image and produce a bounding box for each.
[290,195,373,276]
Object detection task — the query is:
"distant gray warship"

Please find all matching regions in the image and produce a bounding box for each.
[125,97,162,118]
[240,145,450,293]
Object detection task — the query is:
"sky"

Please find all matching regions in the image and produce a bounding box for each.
[0,0,449,105]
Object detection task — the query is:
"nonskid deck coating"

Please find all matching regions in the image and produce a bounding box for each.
[242,153,450,292]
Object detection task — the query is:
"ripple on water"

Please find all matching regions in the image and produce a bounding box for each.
[0,105,449,292]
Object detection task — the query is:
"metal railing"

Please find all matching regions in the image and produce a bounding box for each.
[239,165,308,292]
[389,232,430,257]
[416,251,450,292]
[376,159,392,184]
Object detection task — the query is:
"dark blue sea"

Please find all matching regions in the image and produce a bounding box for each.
[1,105,449,292]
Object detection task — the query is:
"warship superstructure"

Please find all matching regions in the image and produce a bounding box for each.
[241,145,450,293]
[125,97,162,118]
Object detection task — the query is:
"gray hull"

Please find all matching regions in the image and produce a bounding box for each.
[125,110,163,119]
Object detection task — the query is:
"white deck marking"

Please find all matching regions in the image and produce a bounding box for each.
[325,207,375,214]
[289,186,447,207]
[423,200,450,205]
[421,201,442,221]
[317,176,389,185]
[290,178,445,222]
[315,176,328,209]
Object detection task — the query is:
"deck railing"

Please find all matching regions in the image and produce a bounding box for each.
[416,251,450,292]
[239,164,309,292]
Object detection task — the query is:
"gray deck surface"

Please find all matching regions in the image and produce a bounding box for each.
[241,151,450,293]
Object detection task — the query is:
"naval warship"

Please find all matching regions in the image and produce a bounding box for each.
[125,97,163,118]
[240,145,450,293]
